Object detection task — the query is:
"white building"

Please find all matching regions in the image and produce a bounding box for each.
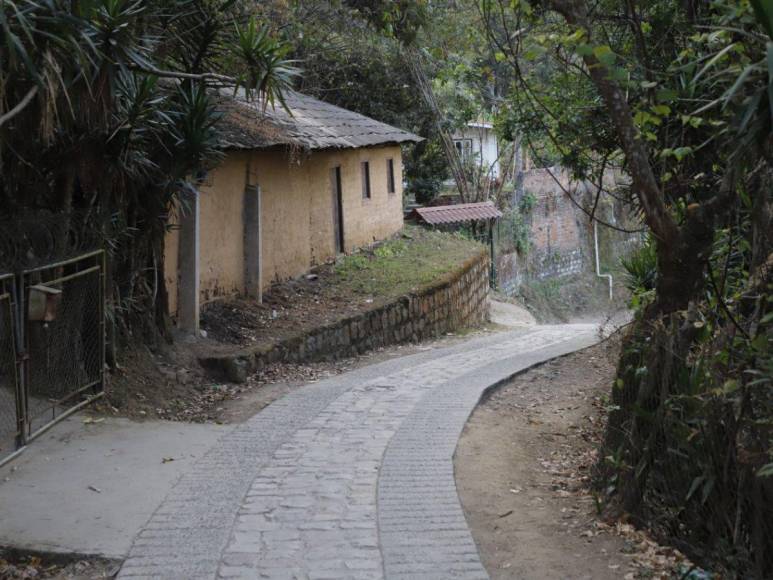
[452,121,500,178]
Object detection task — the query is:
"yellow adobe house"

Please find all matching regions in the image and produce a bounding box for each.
[164,90,422,333]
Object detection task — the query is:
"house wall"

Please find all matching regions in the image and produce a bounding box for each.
[199,153,250,303]
[252,144,404,285]
[452,125,499,178]
[329,145,404,252]
[164,145,405,316]
[496,166,642,295]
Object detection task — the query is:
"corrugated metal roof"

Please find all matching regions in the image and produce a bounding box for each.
[410,202,503,225]
[216,90,422,151]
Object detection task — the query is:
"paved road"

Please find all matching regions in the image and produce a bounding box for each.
[119,324,599,580]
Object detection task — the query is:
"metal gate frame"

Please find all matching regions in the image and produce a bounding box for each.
[0,273,22,463]
[0,250,105,467]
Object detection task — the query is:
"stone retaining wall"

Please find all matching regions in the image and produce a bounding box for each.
[532,247,585,280]
[201,251,490,382]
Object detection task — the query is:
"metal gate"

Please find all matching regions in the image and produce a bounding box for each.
[0,273,21,462]
[0,251,105,466]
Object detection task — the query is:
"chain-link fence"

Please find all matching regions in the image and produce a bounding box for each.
[0,251,105,465]
[22,251,105,439]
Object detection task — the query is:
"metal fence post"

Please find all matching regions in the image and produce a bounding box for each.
[13,272,27,447]
[489,219,497,289]
[98,250,106,394]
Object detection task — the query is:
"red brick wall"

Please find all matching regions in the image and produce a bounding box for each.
[496,168,589,293]
[530,190,584,255]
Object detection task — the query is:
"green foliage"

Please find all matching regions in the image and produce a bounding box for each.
[473,0,773,574]
[496,192,536,255]
[342,0,429,44]
[404,138,450,203]
[519,191,537,214]
[373,239,407,258]
[609,286,773,575]
[233,20,300,109]
[620,236,657,309]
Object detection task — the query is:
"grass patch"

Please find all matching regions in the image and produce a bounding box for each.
[334,225,485,298]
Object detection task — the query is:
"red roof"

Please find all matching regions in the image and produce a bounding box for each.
[410,202,502,225]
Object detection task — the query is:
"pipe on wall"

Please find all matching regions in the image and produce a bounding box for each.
[593,220,613,301]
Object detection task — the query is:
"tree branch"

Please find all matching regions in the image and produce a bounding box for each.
[547,0,678,245]
[540,163,647,234]
[128,64,235,84]
[0,86,38,129]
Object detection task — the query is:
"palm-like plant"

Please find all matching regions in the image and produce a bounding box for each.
[234,19,301,110]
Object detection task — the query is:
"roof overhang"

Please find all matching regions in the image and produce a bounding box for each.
[215,89,423,151]
[409,202,503,225]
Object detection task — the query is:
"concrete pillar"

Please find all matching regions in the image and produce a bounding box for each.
[243,184,262,302]
[178,189,200,334]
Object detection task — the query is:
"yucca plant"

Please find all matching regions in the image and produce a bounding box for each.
[620,235,657,298]
[234,19,301,110]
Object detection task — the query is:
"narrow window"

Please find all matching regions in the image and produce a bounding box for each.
[331,166,344,253]
[386,158,396,195]
[361,161,371,199]
[462,139,472,160]
[454,139,472,161]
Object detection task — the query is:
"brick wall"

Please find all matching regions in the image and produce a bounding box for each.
[202,251,490,382]
[496,167,590,294]
[495,251,524,296]
[531,248,584,280]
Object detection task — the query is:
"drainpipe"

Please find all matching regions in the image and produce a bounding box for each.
[594,220,613,300]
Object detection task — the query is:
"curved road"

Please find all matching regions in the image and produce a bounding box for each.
[118,324,599,580]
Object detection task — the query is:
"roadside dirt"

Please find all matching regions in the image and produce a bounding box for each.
[0,550,119,579]
[98,322,506,424]
[455,335,693,579]
[512,272,629,324]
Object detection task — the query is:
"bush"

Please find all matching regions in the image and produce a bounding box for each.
[620,236,657,309]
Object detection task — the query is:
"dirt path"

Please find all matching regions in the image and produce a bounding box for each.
[455,337,686,580]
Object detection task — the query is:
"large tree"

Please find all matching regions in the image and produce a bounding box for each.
[478,0,772,574]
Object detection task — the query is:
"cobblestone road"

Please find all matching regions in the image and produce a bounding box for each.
[119,324,599,580]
